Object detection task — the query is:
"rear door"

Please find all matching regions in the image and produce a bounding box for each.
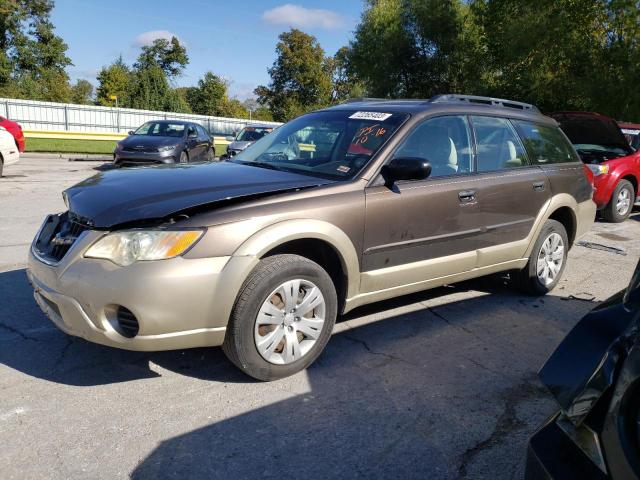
[468,115,551,266]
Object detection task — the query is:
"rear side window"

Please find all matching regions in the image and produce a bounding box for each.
[512,120,577,164]
[470,116,528,172]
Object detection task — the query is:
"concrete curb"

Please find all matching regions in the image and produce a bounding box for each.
[21,152,112,162]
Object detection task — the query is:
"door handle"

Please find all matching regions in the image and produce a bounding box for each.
[532,181,546,192]
[458,190,476,203]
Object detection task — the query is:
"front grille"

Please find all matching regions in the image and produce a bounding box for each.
[123,146,156,153]
[33,212,89,263]
[116,307,139,338]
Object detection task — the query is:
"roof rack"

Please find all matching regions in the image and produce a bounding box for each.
[429,94,540,112]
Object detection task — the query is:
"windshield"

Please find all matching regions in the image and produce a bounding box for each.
[573,143,628,155]
[236,127,273,142]
[230,110,408,180]
[134,122,186,138]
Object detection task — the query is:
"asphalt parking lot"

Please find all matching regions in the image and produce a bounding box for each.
[1,156,639,479]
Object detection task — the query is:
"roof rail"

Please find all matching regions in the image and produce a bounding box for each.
[429,94,540,112]
[342,97,389,104]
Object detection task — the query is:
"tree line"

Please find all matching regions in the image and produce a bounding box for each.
[2,0,639,123]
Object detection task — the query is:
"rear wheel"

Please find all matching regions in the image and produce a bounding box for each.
[603,179,634,223]
[0,156,3,177]
[513,219,568,295]
[222,254,337,381]
[179,151,189,164]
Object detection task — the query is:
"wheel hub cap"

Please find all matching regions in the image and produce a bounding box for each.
[254,279,326,365]
[536,233,565,286]
[617,188,631,215]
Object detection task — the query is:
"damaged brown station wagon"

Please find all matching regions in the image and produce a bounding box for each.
[28,95,596,380]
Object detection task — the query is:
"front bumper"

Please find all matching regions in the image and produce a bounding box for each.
[1,146,20,166]
[526,413,607,479]
[27,229,257,351]
[114,150,178,166]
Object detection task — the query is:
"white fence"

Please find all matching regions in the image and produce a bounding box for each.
[0,98,280,136]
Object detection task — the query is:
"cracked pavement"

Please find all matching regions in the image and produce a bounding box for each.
[2,157,640,479]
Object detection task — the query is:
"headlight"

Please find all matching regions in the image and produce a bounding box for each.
[587,164,609,176]
[158,145,178,152]
[85,230,204,266]
[115,143,123,151]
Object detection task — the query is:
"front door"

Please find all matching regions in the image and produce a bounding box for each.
[362,115,484,293]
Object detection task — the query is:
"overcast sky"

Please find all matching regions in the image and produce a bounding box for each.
[52,0,363,100]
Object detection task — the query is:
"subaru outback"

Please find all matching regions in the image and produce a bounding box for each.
[28,95,596,380]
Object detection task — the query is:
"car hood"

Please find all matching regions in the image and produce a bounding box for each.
[64,162,334,229]
[228,140,253,151]
[539,260,640,425]
[551,112,633,153]
[119,135,182,148]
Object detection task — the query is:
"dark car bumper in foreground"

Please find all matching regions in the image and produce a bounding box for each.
[526,413,607,479]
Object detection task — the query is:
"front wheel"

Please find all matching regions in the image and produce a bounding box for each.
[222,254,337,381]
[512,219,568,295]
[603,179,634,223]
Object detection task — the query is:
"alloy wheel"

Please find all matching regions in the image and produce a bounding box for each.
[254,279,326,365]
[536,232,565,286]
[617,187,632,216]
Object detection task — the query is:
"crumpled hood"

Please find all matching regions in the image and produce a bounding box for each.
[227,140,253,151]
[539,257,640,426]
[551,112,633,153]
[64,161,334,229]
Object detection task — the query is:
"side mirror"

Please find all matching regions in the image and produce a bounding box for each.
[381,157,431,186]
[128,131,134,136]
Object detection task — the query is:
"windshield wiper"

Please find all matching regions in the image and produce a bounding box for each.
[232,160,283,172]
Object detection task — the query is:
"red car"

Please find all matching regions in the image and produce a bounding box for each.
[552,112,640,222]
[0,116,25,153]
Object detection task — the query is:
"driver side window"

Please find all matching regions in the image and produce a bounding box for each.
[392,116,473,178]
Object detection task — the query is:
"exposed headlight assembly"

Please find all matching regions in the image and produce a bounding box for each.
[85,230,204,266]
[587,164,609,176]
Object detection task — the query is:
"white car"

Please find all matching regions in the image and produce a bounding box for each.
[0,126,19,177]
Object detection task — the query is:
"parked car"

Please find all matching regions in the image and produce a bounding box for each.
[28,95,595,380]
[0,116,25,153]
[552,112,640,222]
[619,121,640,150]
[114,120,214,167]
[526,259,640,479]
[0,125,20,177]
[222,124,275,158]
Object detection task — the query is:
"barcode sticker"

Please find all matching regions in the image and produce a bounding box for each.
[349,111,393,121]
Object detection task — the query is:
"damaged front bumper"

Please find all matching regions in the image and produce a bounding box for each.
[27,222,256,351]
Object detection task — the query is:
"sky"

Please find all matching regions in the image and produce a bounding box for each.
[51,0,364,100]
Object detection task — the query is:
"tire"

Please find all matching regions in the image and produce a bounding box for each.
[222,254,337,381]
[512,219,568,295]
[206,146,215,162]
[0,157,3,178]
[179,151,189,164]
[603,179,634,223]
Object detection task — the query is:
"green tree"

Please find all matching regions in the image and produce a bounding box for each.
[186,71,228,115]
[128,64,190,112]
[349,0,484,99]
[255,29,333,121]
[70,79,93,104]
[0,0,73,100]
[135,37,189,78]
[330,46,365,101]
[96,57,131,106]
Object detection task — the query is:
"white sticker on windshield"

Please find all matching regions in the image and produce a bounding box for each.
[349,111,393,121]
